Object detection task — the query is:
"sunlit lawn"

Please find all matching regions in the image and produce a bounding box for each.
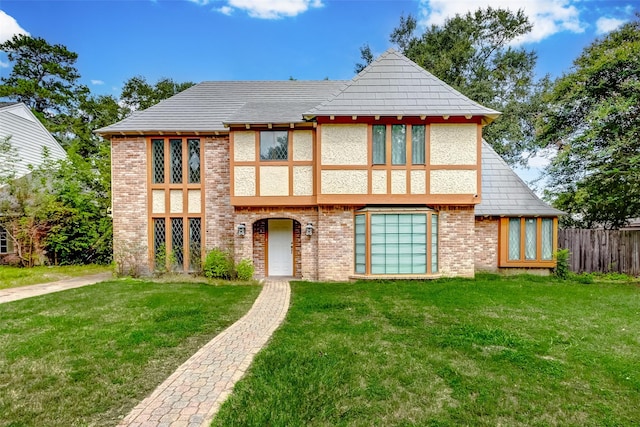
[0,279,260,427]
[0,264,112,290]
[214,274,640,426]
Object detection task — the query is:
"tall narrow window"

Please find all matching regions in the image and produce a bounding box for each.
[170,139,183,183]
[508,218,521,261]
[152,139,165,184]
[0,227,9,254]
[372,125,386,164]
[525,218,537,260]
[260,131,288,160]
[171,218,184,268]
[189,218,202,270]
[431,214,438,273]
[188,139,201,183]
[391,124,406,165]
[412,125,425,164]
[153,218,166,269]
[354,215,366,274]
[541,218,553,260]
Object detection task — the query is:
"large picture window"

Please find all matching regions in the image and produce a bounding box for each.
[500,217,557,267]
[354,209,438,276]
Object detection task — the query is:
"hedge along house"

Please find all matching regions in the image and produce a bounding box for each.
[98,49,562,280]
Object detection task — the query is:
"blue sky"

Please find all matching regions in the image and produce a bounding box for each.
[0,0,637,184]
[1,0,636,96]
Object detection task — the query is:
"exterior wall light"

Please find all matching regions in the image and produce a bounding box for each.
[237,223,246,236]
[305,223,314,236]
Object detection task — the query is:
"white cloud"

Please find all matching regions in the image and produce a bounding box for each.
[190,0,323,19]
[0,59,8,68]
[0,10,29,43]
[595,16,626,35]
[417,0,585,45]
[91,79,105,85]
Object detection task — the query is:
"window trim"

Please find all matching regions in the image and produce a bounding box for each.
[354,208,439,277]
[0,226,11,254]
[147,136,204,272]
[498,217,558,267]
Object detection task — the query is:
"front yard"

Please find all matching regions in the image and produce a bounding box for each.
[0,279,260,427]
[0,264,112,290]
[214,274,640,426]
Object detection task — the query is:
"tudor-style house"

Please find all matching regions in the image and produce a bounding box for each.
[98,49,561,280]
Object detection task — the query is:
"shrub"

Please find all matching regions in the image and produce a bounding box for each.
[236,258,255,281]
[554,249,570,279]
[203,248,234,279]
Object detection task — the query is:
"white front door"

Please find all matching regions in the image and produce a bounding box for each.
[268,219,293,276]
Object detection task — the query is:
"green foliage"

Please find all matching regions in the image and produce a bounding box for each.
[384,7,547,165]
[236,258,255,281]
[120,76,195,111]
[203,248,235,279]
[538,18,640,228]
[553,248,570,279]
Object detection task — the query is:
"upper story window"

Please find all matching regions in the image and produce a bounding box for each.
[372,124,425,165]
[151,138,201,184]
[260,131,288,161]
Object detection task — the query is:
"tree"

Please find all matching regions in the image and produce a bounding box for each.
[0,34,87,117]
[354,44,374,73]
[373,7,546,165]
[120,76,195,111]
[536,18,640,229]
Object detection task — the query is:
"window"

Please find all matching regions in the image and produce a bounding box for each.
[371,124,425,165]
[149,137,203,272]
[500,217,557,267]
[0,226,10,254]
[354,209,438,276]
[260,131,288,161]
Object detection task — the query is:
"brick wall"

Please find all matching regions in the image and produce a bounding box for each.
[111,137,149,274]
[317,205,358,281]
[436,205,476,277]
[234,207,319,280]
[475,217,499,272]
[204,136,234,252]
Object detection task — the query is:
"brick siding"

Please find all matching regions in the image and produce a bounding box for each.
[475,217,499,272]
[436,205,476,277]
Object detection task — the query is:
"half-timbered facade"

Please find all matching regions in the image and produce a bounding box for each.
[99,49,561,280]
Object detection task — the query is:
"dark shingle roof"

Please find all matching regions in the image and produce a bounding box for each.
[96,81,346,134]
[477,141,563,216]
[304,49,500,121]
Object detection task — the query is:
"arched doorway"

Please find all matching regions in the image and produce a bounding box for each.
[253,218,301,278]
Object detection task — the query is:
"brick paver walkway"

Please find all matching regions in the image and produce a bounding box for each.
[119,279,291,427]
[0,272,112,304]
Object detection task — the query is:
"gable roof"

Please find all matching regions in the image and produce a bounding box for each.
[477,141,563,216]
[96,81,346,135]
[304,49,500,123]
[0,102,67,181]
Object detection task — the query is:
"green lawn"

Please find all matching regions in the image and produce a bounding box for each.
[0,279,260,427]
[0,264,113,290]
[214,274,640,426]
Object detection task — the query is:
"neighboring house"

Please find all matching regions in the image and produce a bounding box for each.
[0,102,67,261]
[98,49,562,280]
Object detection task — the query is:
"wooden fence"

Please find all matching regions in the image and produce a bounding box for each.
[558,229,640,276]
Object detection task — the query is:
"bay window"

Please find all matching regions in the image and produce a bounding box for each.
[354,208,438,276]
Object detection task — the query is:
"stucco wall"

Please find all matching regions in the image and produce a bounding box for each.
[170,189,182,213]
[430,170,477,194]
[293,130,313,161]
[234,166,255,196]
[234,131,255,162]
[391,170,406,194]
[260,166,289,196]
[411,170,426,194]
[321,124,368,165]
[188,189,201,214]
[152,189,164,214]
[372,170,386,194]
[430,124,477,165]
[293,166,313,196]
[321,170,368,194]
